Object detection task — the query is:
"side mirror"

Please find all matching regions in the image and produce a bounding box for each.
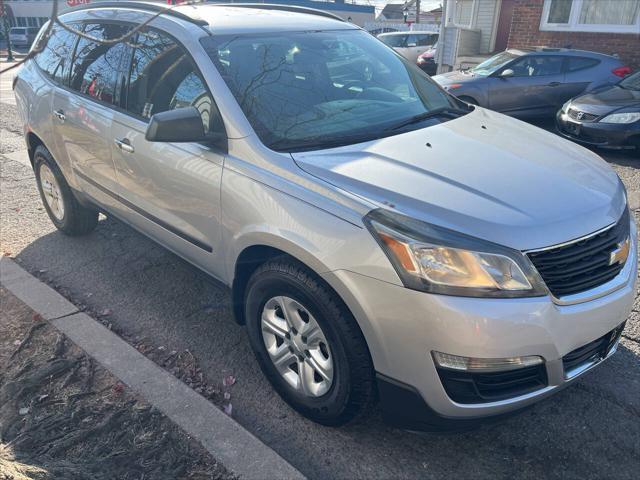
[145,106,208,143]
[499,68,514,78]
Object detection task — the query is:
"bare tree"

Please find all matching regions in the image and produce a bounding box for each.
[0,0,203,74]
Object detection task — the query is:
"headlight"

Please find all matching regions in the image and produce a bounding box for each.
[364,209,547,297]
[561,100,571,114]
[600,112,640,124]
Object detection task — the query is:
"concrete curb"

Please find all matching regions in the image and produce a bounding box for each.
[1,257,305,480]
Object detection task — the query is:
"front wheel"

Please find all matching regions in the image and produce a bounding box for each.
[34,145,98,236]
[244,258,376,426]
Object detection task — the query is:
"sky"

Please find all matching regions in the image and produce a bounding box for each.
[366,0,443,15]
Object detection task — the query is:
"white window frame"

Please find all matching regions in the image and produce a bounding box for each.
[446,0,478,28]
[540,0,640,34]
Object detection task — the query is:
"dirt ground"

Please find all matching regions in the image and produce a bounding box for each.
[0,286,236,480]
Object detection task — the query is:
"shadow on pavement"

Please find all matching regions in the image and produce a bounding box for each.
[14,214,640,480]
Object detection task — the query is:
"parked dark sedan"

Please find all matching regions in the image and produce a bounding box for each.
[433,48,630,118]
[556,70,640,154]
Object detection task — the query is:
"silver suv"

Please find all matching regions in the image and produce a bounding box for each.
[14,3,637,430]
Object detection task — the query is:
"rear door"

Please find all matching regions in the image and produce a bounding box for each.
[33,24,78,169]
[109,27,225,271]
[562,56,603,99]
[55,22,131,210]
[488,55,565,117]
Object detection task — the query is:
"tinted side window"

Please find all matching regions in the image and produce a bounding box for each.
[509,56,564,77]
[567,57,600,72]
[416,34,437,47]
[127,29,215,133]
[35,25,78,84]
[380,35,406,48]
[69,23,131,105]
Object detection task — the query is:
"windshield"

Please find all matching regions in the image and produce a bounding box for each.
[471,51,520,76]
[201,30,462,152]
[620,70,640,90]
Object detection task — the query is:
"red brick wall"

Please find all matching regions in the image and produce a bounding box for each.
[507,0,640,70]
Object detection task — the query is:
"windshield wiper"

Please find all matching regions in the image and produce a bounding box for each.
[383,107,471,132]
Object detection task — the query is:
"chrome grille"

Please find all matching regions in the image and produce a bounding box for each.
[527,209,630,298]
[567,108,598,122]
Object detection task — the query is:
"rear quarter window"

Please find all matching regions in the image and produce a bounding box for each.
[35,25,78,84]
[566,57,600,72]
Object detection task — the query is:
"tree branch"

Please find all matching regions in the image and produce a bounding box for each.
[1,0,203,74]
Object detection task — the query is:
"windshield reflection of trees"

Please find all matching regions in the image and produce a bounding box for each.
[210,32,452,150]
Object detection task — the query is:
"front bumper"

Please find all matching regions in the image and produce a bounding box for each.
[556,111,640,148]
[323,220,638,430]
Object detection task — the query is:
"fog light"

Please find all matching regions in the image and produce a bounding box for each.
[432,351,543,372]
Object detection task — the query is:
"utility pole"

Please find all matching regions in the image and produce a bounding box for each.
[0,0,14,62]
[416,0,421,24]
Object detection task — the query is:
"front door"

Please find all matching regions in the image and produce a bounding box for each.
[488,55,566,117]
[110,27,225,273]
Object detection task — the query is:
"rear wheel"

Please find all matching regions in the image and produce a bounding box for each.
[34,145,98,236]
[244,258,375,425]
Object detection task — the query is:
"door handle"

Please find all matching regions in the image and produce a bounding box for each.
[547,82,561,87]
[114,138,135,154]
[53,109,65,122]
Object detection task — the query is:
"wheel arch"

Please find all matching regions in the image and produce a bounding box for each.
[229,232,334,325]
[228,233,389,375]
[26,131,45,168]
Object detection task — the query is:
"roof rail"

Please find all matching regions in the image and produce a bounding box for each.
[64,1,209,26]
[209,2,346,22]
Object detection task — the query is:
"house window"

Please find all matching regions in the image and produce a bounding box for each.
[447,0,475,28]
[541,0,640,33]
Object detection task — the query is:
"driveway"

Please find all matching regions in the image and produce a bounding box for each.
[1,101,639,480]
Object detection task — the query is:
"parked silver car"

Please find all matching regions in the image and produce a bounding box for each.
[378,31,438,63]
[14,3,637,430]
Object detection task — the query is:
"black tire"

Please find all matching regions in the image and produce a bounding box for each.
[244,258,376,426]
[33,145,98,236]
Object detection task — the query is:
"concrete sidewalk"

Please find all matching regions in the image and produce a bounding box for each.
[1,257,305,480]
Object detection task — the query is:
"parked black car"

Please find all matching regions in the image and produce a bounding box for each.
[556,69,640,154]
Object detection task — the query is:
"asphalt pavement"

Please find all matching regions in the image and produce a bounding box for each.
[1,99,639,479]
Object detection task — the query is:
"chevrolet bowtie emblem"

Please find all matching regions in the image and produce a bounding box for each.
[609,237,630,266]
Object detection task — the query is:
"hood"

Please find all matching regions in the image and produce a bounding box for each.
[432,70,479,85]
[292,108,625,251]
[571,84,640,116]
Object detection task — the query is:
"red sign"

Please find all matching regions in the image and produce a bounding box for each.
[67,0,91,7]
